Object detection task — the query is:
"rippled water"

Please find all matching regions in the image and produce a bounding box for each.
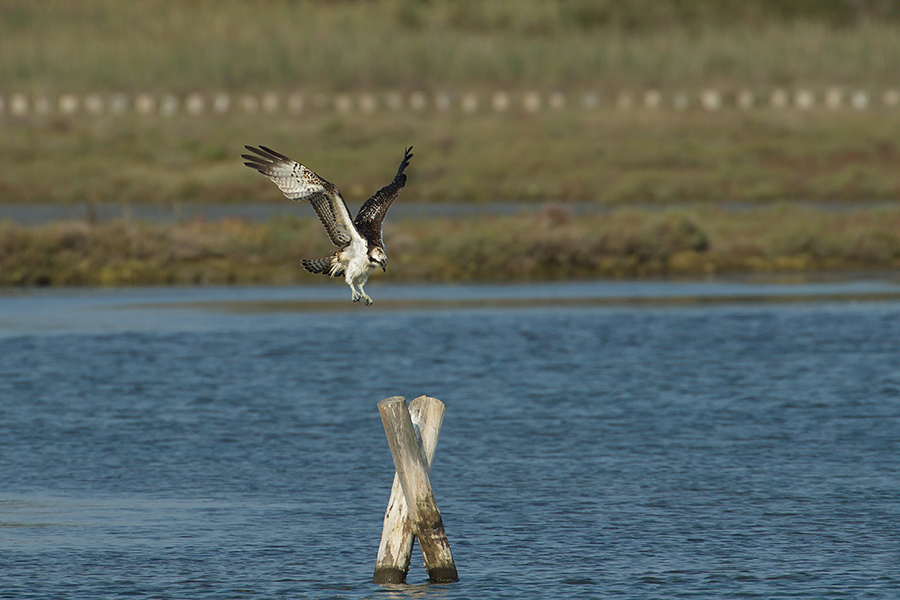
[1,282,899,598]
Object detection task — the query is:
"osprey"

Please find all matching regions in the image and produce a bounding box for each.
[242,145,412,305]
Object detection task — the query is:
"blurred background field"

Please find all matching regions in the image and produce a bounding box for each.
[6,0,900,92]
[2,0,900,284]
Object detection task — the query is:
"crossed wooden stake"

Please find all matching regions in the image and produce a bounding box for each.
[373,396,459,584]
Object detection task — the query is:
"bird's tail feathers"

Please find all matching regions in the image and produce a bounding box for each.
[301,257,342,277]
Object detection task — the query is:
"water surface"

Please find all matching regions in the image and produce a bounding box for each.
[1,281,899,598]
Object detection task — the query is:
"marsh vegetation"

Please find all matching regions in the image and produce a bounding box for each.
[4,204,900,286]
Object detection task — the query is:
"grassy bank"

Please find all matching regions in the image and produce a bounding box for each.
[3,205,900,287]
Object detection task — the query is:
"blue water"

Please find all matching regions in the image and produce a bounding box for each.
[1,282,899,598]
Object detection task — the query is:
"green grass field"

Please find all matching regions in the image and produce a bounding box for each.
[4,1,900,92]
[5,106,900,206]
[3,1,900,205]
[2,1,900,284]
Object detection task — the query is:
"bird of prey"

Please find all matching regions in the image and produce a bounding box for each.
[242,145,412,305]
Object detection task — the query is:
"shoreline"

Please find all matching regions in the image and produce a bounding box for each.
[2,204,899,287]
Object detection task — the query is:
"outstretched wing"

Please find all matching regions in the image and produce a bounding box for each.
[354,146,413,249]
[242,145,357,248]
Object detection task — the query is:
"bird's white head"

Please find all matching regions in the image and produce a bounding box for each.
[368,246,388,272]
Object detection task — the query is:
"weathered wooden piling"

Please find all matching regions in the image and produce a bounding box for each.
[374,396,458,584]
[374,396,443,582]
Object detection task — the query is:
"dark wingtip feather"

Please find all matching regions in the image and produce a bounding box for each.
[242,145,294,164]
[258,145,293,162]
[243,145,269,158]
[395,146,414,178]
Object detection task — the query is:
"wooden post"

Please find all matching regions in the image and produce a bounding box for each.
[373,396,444,583]
[374,396,458,584]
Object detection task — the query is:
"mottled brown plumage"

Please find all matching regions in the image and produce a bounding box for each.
[242,145,413,305]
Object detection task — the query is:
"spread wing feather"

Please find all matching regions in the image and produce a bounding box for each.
[354,146,413,250]
[242,145,356,248]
